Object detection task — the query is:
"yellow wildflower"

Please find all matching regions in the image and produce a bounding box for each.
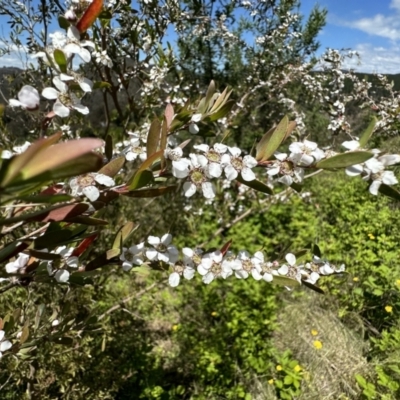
[311,329,318,336]
[294,365,302,372]
[211,311,218,317]
[385,306,393,313]
[396,279,400,287]
[353,277,359,282]
[172,324,179,331]
[268,379,274,385]
[313,340,323,350]
[368,233,375,240]
[276,365,282,371]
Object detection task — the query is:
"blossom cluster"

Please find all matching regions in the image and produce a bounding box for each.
[119,234,345,287]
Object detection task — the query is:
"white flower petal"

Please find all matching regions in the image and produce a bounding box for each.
[55,269,70,283]
[42,87,59,100]
[82,185,100,201]
[169,272,180,287]
[183,182,197,197]
[95,174,115,187]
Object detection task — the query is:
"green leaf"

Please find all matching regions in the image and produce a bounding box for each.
[93,81,112,90]
[58,16,70,30]
[34,304,45,332]
[207,100,234,122]
[205,80,216,108]
[0,241,29,264]
[98,156,125,178]
[128,169,154,191]
[53,49,67,73]
[64,216,108,226]
[19,324,29,345]
[284,375,293,385]
[272,275,300,288]
[315,151,374,169]
[112,221,136,250]
[359,117,377,148]
[33,229,74,249]
[147,118,161,158]
[106,248,121,259]
[17,193,72,204]
[378,184,400,201]
[236,175,273,195]
[256,116,289,161]
[302,280,325,294]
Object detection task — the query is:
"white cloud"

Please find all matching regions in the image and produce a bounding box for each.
[342,43,400,74]
[339,0,400,41]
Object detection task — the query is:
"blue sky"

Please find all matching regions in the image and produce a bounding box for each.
[1,0,400,73]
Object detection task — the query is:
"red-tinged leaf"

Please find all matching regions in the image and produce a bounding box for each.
[98,156,125,178]
[147,118,161,158]
[0,204,89,226]
[165,103,174,131]
[119,186,177,198]
[0,133,62,187]
[138,150,164,172]
[28,249,61,261]
[19,138,103,181]
[65,216,108,226]
[160,118,168,170]
[71,234,98,257]
[220,240,232,256]
[76,0,103,33]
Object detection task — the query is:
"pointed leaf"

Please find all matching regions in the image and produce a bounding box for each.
[164,103,174,131]
[65,216,108,226]
[106,248,121,259]
[378,183,400,201]
[19,324,29,345]
[272,275,300,288]
[256,116,289,162]
[312,244,322,258]
[105,134,113,160]
[236,175,273,195]
[98,156,125,178]
[359,117,377,148]
[147,118,161,158]
[112,221,136,249]
[76,0,103,33]
[0,242,29,264]
[119,186,177,198]
[302,280,325,294]
[315,151,374,169]
[128,169,154,191]
[0,133,62,187]
[28,249,61,261]
[220,240,232,256]
[58,16,70,30]
[284,120,297,141]
[207,100,234,122]
[54,49,67,73]
[33,229,74,249]
[210,87,231,113]
[205,80,216,108]
[71,233,98,257]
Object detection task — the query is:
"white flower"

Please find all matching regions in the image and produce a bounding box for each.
[63,26,95,63]
[194,143,227,178]
[197,251,232,284]
[0,330,12,358]
[9,85,40,110]
[55,269,70,283]
[289,140,325,166]
[146,234,179,264]
[69,173,115,201]
[168,261,196,287]
[124,137,147,162]
[189,123,199,134]
[5,253,29,274]
[267,152,304,186]
[277,253,302,283]
[342,139,361,151]
[59,72,93,93]
[42,76,89,117]
[55,246,79,268]
[94,50,113,67]
[120,243,145,271]
[174,154,216,199]
[251,251,274,282]
[221,147,258,181]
